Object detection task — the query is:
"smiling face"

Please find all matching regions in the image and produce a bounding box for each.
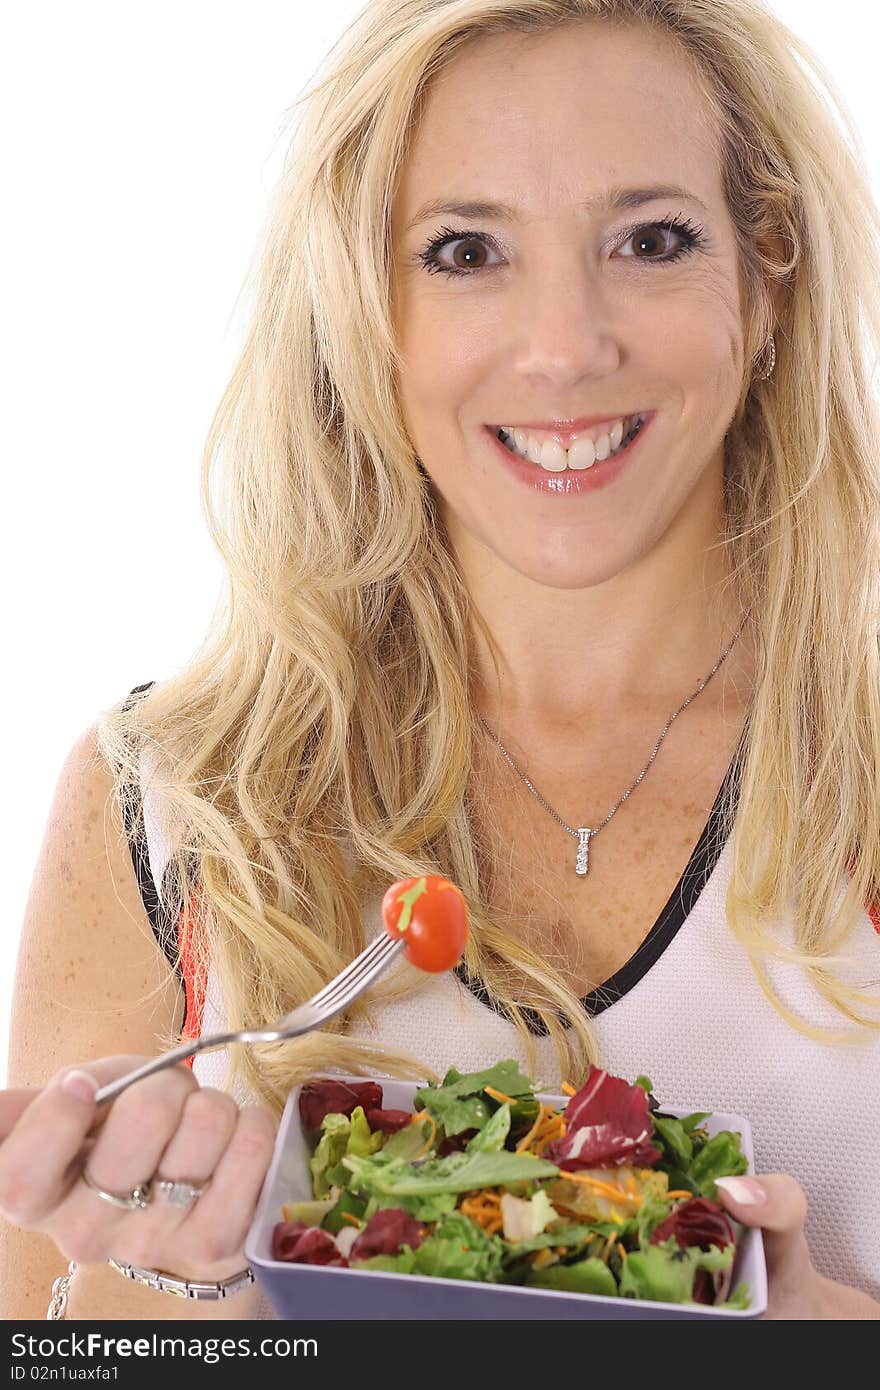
[389,20,749,594]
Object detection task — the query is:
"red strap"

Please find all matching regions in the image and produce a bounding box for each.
[177,892,208,1068]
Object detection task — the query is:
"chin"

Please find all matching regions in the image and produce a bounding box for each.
[495,545,631,591]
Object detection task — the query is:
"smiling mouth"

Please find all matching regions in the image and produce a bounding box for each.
[492,414,646,472]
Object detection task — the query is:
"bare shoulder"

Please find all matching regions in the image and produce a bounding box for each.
[0,721,187,1318]
[8,721,184,1088]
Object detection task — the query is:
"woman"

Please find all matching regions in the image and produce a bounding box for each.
[2,0,879,1320]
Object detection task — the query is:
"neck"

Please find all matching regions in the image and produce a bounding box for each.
[460,549,757,736]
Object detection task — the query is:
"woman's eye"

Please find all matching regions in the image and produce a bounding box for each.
[616,223,690,260]
[417,232,501,277]
[416,217,704,279]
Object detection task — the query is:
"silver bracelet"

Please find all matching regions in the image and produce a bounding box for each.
[108,1256,255,1300]
[46,1258,254,1318]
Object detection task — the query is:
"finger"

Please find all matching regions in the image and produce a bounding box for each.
[715,1172,812,1291]
[149,1088,240,1216]
[43,1064,200,1265]
[174,1104,277,1276]
[0,1064,115,1226]
[79,1064,198,1199]
[715,1173,807,1232]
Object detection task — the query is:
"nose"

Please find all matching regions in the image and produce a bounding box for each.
[509,243,621,387]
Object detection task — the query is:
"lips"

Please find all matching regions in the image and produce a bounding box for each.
[491,412,649,450]
[484,409,654,495]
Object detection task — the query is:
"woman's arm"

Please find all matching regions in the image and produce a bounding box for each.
[0,723,267,1320]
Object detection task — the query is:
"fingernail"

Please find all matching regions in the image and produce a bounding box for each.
[58,1068,99,1104]
[715,1175,767,1206]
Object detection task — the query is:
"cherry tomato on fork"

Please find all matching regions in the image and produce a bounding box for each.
[381,875,469,971]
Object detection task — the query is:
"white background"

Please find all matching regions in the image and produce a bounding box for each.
[2,2,877,1083]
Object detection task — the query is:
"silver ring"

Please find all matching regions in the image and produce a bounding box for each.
[152,1175,211,1210]
[81,1167,153,1211]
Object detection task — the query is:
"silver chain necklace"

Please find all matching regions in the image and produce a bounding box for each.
[476,608,752,877]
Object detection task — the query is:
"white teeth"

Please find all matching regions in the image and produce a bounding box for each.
[539,440,567,472]
[498,415,642,471]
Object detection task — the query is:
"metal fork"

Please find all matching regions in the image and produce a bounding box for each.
[93,933,405,1106]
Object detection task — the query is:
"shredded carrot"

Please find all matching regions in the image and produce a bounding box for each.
[340,1212,361,1227]
[603,1232,617,1260]
[515,1103,552,1153]
[666,1189,693,1200]
[558,1171,635,1202]
[460,1189,504,1235]
[616,1242,628,1262]
[484,1086,518,1105]
[411,1110,437,1159]
[561,1081,577,1096]
[531,1112,565,1154]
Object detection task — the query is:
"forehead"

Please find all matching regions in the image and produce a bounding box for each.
[395,21,723,222]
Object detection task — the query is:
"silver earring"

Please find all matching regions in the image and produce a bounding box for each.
[756,334,776,380]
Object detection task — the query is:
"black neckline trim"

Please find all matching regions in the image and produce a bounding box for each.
[454,734,746,1035]
[119,682,187,1021]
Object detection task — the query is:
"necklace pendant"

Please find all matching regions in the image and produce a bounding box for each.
[575,827,592,876]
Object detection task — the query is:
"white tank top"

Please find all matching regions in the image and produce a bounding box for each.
[123,687,880,1308]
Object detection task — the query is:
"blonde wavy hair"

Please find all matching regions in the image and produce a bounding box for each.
[95,0,880,1121]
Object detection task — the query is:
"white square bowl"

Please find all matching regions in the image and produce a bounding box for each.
[246,1077,768,1320]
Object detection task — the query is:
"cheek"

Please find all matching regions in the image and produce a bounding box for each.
[398,308,491,434]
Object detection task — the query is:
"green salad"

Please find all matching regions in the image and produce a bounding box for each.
[271,1059,752,1308]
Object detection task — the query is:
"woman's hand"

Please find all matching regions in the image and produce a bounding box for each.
[0,1056,277,1285]
[715,1174,880,1319]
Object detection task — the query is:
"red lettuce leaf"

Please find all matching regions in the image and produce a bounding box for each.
[543,1066,661,1169]
[650,1197,738,1305]
[298,1079,384,1132]
[364,1107,413,1135]
[271,1221,348,1266]
[649,1196,736,1252]
[349,1208,425,1262]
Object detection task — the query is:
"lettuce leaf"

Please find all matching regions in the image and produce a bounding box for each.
[526,1257,618,1296]
[618,1236,734,1304]
[356,1212,506,1283]
[343,1147,558,1199]
[309,1106,384,1197]
[689,1131,749,1197]
[465,1103,511,1152]
[381,1116,433,1161]
[310,1113,351,1198]
[414,1061,536,1138]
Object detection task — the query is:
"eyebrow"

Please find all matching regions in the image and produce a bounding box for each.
[404,184,709,232]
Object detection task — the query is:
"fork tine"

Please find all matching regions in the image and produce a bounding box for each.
[276,935,403,1038]
[316,934,401,1012]
[307,933,397,1011]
